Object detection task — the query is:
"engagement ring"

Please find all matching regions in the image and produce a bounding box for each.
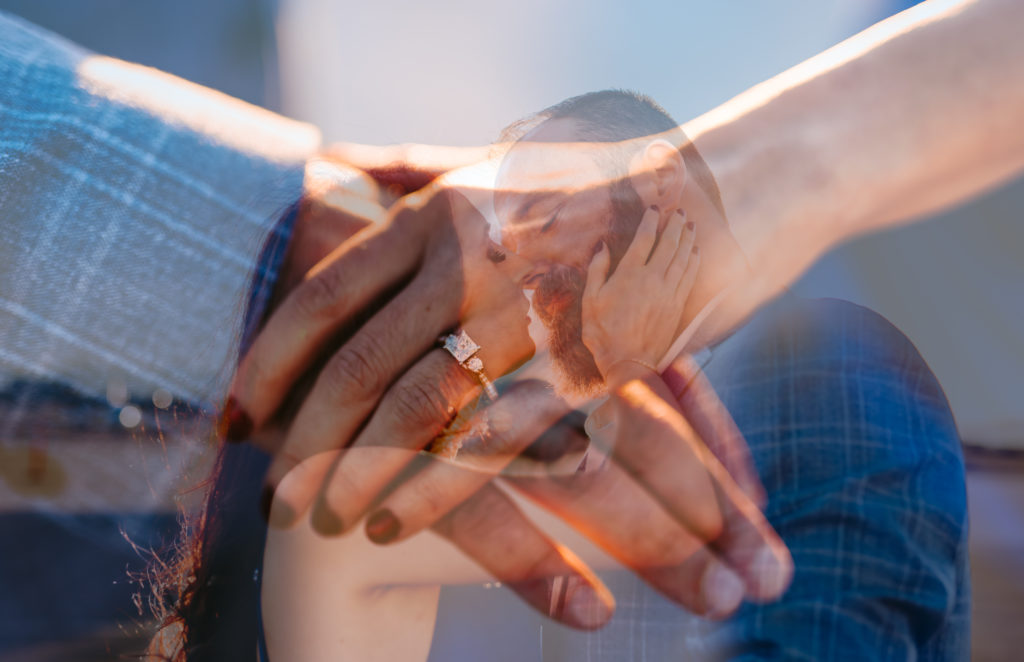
[439,329,499,402]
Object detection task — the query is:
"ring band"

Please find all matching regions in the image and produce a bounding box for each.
[439,329,499,402]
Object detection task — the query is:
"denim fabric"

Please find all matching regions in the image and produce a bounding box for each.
[0,10,316,407]
[433,297,969,661]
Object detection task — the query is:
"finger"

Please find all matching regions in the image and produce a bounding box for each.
[509,451,739,617]
[262,259,464,526]
[711,471,793,603]
[648,207,684,273]
[432,482,614,630]
[583,242,610,301]
[363,380,575,543]
[305,157,384,207]
[617,206,659,268]
[601,380,724,543]
[659,359,790,600]
[312,298,536,534]
[662,355,766,506]
[311,349,479,535]
[674,247,700,307]
[665,212,696,285]
[525,378,790,607]
[225,203,443,440]
[270,196,378,302]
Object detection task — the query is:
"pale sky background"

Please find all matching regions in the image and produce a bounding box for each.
[277,0,889,145]
[277,0,1024,448]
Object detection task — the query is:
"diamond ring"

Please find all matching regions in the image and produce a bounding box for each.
[439,328,499,402]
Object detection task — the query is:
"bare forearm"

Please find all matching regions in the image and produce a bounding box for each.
[686,0,1024,276]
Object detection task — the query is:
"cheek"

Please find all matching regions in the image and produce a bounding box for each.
[560,200,615,267]
[560,227,606,271]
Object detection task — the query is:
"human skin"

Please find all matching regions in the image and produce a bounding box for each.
[260,369,773,661]
[246,0,1024,652]
[330,0,1024,338]
[223,148,785,631]
[258,144,787,658]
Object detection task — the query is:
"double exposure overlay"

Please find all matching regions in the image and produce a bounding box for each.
[2,1,1022,660]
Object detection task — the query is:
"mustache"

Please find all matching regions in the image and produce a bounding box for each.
[533,264,585,321]
[531,263,604,395]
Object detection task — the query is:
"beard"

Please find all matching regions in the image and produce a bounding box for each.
[531,181,645,396]
[533,263,603,395]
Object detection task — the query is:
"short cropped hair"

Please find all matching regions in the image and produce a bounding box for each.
[500,89,725,218]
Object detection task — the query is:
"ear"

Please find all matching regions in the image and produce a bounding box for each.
[628,139,687,209]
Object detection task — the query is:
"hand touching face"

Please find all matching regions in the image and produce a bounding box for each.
[582,206,699,382]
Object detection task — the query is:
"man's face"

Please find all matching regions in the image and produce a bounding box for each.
[495,118,645,394]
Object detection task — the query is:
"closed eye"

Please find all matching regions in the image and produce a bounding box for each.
[540,208,562,233]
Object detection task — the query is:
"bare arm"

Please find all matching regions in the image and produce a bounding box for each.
[331,1,1024,341]
[687,0,1024,297]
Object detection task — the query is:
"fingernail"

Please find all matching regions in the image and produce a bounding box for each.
[702,561,744,618]
[575,451,589,473]
[686,220,695,231]
[650,204,660,212]
[565,581,613,629]
[692,245,700,256]
[366,509,400,544]
[749,546,790,600]
[261,485,295,528]
[218,397,252,442]
[312,503,345,536]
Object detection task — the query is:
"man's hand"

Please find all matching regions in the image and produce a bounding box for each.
[364,361,792,620]
[222,147,791,629]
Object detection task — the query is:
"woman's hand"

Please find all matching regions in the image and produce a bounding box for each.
[225,149,789,629]
[581,206,699,382]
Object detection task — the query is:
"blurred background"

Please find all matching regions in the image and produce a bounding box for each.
[0,0,1020,659]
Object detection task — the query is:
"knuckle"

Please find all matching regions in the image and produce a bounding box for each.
[392,377,451,434]
[324,341,388,401]
[292,268,347,321]
[630,525,689,568]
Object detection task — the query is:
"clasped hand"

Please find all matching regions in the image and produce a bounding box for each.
[220,145,792,629]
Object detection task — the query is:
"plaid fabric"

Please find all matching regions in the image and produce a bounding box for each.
[434,296,970,661]
[0,10,317,408]
[709,297,969,661]
[0,13,314,652]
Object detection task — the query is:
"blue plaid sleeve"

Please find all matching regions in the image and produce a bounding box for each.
[0,10,318,407]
